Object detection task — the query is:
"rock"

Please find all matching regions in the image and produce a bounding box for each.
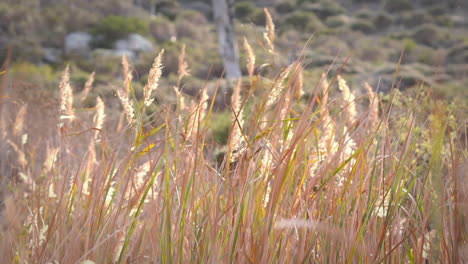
[114,33,154,54]
[64,32,92,57]
[43,47,62,63]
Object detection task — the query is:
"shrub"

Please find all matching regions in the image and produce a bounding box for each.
[403,38,417,52]
[384,0,413,13]
[155,0,180,20]
[234,2,257,21]
[356,9,375,20]
[399,10,433,28]
[210,110,232,145]
[149,16,176,42]
[91,15,149,48]
[314,2,345,20]
[350,19,375,34]
[412,24,450,48]
[275,2,295,14]
[325,15,349,28]
[374,12,393,29]
[298,0,320,5]
[282,11,323,33]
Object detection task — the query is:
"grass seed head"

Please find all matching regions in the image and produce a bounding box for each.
[144,49,164,107]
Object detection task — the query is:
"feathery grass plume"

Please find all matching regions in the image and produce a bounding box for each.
[230,79,246,162]
[337,75,357,127]
[186,101,199,142]
[199,88,209,121]
[263,8,275,53]
[59,64,75,121]
[320,114,337,155]
[43,145,59,173]
[116,89,134,124]
[7,140,27,168]
[80,71,95,103]
[177,44,190,85]
[292,62,304,99]
[144,49,164,106]
[93,97,105,140]
[13,104,27,137]
[266,64,292,108]
[365,82,379,131]
[320,73,330,116]
[122,56,133,96]
[243,37,256,79]
[0,116,6,139]
[82,140,96,195]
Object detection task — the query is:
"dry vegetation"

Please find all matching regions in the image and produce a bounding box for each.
[0,11,467,264]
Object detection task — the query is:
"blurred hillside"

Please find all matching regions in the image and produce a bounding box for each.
[0,0,467,103]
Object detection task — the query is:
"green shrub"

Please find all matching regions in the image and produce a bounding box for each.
[403,38,417,52]
[303,2,345,20]
[155,0,180,20]
[282,11,323,32]
[412,24,449,48]
[384,0,413,13]
[234,2,257,21]
[350,19,375,33]
[149,16,176,42]
[275,2,295,14]
[399,11,432,28]
[210,110,232,145]
[374,12,393,29]
[91,15,149,48]
[435,15,454,28]
[298,0,320,5]
[356,9,375,20]
[325,15,349,28]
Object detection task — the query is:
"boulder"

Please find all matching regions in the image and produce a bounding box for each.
[114,33,154,59]
[64,32,92,57]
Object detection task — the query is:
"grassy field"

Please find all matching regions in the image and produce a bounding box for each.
[0,14,467,263]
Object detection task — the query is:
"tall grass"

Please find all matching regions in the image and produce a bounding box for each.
[0,13,467,264]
